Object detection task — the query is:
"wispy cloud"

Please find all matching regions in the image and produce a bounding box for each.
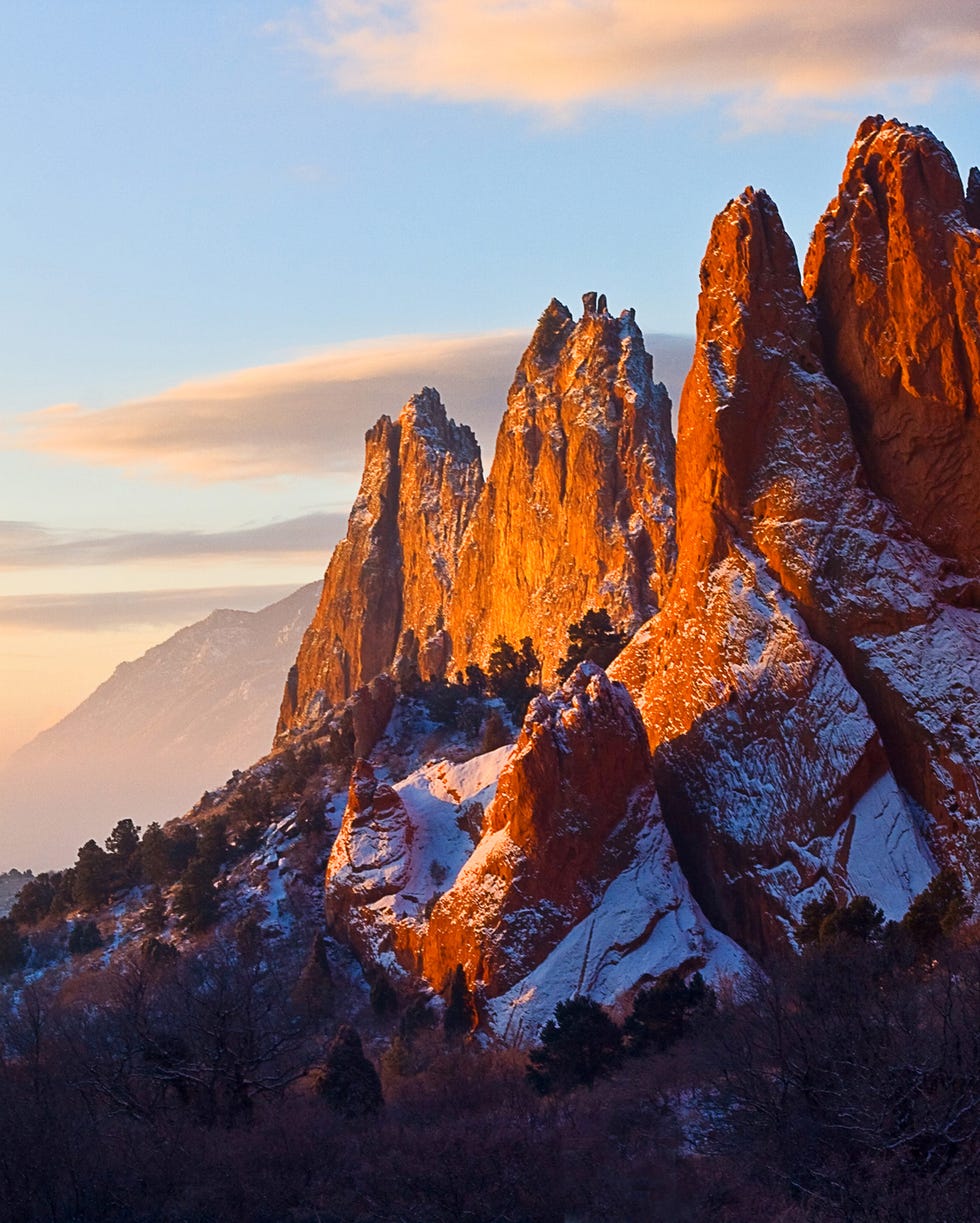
[0,513,347,569]
[292,0,980,119]
[8,332,528,482]
[7,326,693,483]
[0,584,314,632]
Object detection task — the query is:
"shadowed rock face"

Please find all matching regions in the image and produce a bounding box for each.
[446,295,676,683]
[805,115,980,573]
[276,389,483,739]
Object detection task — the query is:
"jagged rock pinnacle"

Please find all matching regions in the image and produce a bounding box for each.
[804,116,980,570]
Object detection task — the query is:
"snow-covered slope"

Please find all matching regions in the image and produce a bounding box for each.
[325,665,754,1035]
[0,583,320,871]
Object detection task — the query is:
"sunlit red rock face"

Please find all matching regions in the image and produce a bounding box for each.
[422,665,664,993]
[446,295,676,682]
[804,116,980,573]
[325,665,748,1034]
[276,389,482,739]
[611,185,945,955]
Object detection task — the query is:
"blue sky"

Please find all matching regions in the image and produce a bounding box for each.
[1,0,978,755]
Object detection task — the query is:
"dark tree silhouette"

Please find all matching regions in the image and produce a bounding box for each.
[556,608,630,682]
[487,635,540,721]
[67,919,103,956]
[72,840,114,909]
[625,971,714,1055]
[0,917,26,976]
[903,867,971,949]
[314,1024,383,1118]
[798,893,885,947]
[526,997,622,1093]
[443,964,478,1040]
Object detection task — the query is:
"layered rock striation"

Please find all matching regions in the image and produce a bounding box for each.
[276,389,483,739]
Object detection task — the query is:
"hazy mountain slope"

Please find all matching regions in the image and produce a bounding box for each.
[0,583,320,872]
[0,869,32,917]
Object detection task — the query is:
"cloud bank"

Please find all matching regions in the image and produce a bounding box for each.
[0,512,347,569]
[8,327,693,483]
[0,584,314,633]
[297,0,980,117]
[11,332,528,482]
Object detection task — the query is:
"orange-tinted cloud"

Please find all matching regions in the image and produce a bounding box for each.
[0,583,313,632]
[8,328,692,482]
[296,0,980,117]
[9,332,528,482]
[0,513,347,570]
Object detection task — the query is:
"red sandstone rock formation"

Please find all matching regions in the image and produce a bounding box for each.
[446,295,676,682]
[315,116,979,988]
[276,388,482,739]
[422,664,662,993]
[804,116,980,572]
[611,185,941,954]
[324,665,746,1028]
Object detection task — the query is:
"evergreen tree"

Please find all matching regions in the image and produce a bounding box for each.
[443,964,478,1039]
[823,895,885,943]
[314,1025,383,1117]
[526,997,623,1094]
[798,893,885,947]
[556,608,630,682]
[0,916,26,976]
[369,973,399,1021]
[72,839,114,909]
[138,822,196,887]
[9,873,58,927]
[487,635,540,721]
[172,858,220,934]
[420,676,465,726]
[294,932,335,1023]
[67,919,103,955]
[463,662,488,695]
[399,994,437,1041]
[106,818,142,888]
[196,818,229,875]
[625,971,714,1055]
[105,818,141,862]
[140,886,168,935]
[903,868,971,949]
[797,893,838,946]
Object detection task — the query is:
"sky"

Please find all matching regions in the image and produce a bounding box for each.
[1,0,978,762]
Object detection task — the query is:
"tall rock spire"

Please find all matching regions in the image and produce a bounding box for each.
[276,388,483,739]
[446,294,677,682]
[611,186,938,956]
[804,115,980,572]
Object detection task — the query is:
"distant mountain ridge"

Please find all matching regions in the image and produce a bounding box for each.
[0,869,32,917]
[0,583,320,872]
